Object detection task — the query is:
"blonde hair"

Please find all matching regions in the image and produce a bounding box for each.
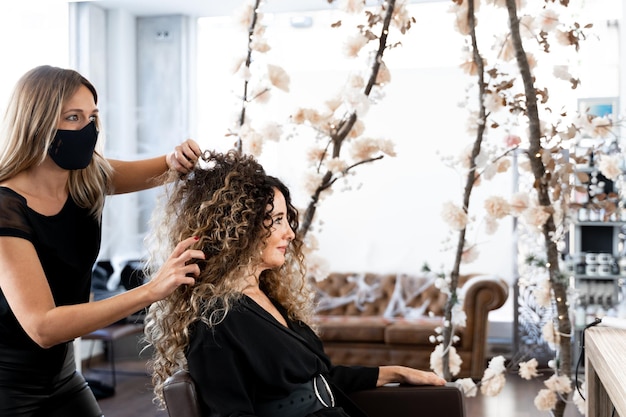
[143,150,313,409]
[0,65,112,218]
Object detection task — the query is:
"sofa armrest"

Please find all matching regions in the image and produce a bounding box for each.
[349,383,466,417]
[460,275,509,378]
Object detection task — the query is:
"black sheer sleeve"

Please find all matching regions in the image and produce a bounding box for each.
[0,187,33,241]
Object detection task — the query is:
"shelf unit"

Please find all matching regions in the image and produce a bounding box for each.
[567,165,626,371]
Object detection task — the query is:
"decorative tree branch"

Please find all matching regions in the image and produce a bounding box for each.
[235,0,262,154]
[299,0,399,238]
[440,0,488,381]
[230,0,290,156]
[440,4,598,411]
[505,1,572,416]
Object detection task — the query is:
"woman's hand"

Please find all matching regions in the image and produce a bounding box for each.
[166,139,201,174]
[377,365,447,387]
[144,236,204,301]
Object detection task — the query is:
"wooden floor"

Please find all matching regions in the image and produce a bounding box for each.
[87,358,585,417]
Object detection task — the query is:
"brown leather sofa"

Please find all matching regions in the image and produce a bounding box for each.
[312,272,509,379]
[162,369,467,417]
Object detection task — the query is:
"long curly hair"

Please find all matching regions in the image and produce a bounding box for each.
[142,150,312,408]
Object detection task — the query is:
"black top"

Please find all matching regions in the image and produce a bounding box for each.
[186,295,378,417]
[0,187,100,373]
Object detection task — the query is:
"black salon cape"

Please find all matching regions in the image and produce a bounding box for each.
[186,295,379,417]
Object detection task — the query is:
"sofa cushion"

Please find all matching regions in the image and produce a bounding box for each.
[384,318,444,345]
[385,319,467,347]
[314,316,391,342]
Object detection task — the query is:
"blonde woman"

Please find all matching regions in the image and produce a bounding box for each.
[0,65,204,416]
[144,150,445,417]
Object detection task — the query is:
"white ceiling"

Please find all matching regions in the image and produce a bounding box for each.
[81,0,349,17]
[79,0,439,18]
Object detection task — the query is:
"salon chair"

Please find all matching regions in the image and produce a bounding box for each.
[162,369,466,417]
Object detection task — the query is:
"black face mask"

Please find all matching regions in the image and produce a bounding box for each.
[48,121,99,170]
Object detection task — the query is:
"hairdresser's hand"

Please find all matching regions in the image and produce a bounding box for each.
[166,139,201,174]
[144,236,203,301]
[377,366,447,387]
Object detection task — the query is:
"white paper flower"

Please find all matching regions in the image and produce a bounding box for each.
[376,61,391,85]
[486,355,506,374]
[496,158,511,173]
[343,34,369,58]
[539,8,559,32]
[242,133,263,157]
[519,15,537,39]
[338,0,365,14]
[509,192,529,216]
[534,388,557,411]
[233,2,254,29]
[484,217,499,235]
[451,303,466,328]
[452,5,471,36]
[267,64,290,92]
[598,154,622,181]
[573,382,586,415]
[259,121,283,142]
[542,321,560,348]
[522,205,550,228]
[325,158,348,175]
[441,202,468,231]
[480,368,506,396]
[347,119,365,139]
[461,242,479,264]
[518,358,539,380]
[544,374,572,395]
[591,116,612,139]
[302,172,324,196]
[456,378,478,397]
[306,253,331,282]
[484,196,511,219]
[553,65,572,81]
[430,344,462,377]
[250,38,270,53]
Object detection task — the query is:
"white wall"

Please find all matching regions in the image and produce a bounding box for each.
[0,1,69,113]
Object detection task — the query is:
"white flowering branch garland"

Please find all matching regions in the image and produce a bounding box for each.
[231,0,412,250]
[230,0,291,155]
[227,0,414,279]
[438,1,621,416]
[296,0,412,239]
[505,2,572,415]
[235,0,262,154]
[437,0,488,382]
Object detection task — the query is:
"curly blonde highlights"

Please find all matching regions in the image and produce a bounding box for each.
[143,150,312,409]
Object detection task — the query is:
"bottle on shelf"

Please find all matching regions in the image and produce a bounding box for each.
[575,294,587,328]
[618,279,626,320]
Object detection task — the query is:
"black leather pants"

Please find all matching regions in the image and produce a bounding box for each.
[0,342,103,417]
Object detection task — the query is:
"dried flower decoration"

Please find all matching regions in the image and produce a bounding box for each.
[598,154,622,181]
[518,358,539,380]
[534,389,558,411]
[441,201,469,231]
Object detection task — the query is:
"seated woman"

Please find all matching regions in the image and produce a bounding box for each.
[143,150,445,417]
